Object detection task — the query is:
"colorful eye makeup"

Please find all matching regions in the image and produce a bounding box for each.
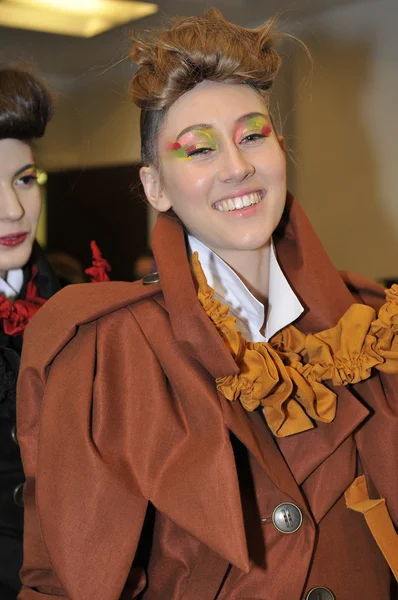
[235,114,272,142]
[164,114,272,161]
[164,128,220,161]
[13,165,38,187]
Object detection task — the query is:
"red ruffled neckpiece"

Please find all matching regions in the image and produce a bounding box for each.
[0,264,46,336]
[0,240,110,336]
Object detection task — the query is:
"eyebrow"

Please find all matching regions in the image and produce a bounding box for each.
[175,112,269,141]
[176,124,212,141]
[13,163,36,178]
[236,112,269,124]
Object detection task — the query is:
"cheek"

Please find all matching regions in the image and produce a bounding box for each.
[262,150,286,184]
[27,190,42,222]
[20,190,42,236]
[164,164,213,205]
[189,173,212,195]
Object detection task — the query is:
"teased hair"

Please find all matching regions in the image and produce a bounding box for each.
[130,8,282,166]
[0,67,53,141]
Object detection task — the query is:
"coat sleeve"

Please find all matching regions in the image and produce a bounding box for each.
[16,304,161,600]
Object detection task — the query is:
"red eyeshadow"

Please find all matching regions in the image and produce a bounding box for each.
[166,141,182,151]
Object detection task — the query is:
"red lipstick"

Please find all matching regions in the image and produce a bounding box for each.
[0,232,28,247]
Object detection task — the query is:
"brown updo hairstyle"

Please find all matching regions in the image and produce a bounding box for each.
[130,8,282,167]
[0,67,53,142]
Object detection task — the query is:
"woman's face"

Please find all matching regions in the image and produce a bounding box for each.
[0,138,42,277]
[141,81,286,256]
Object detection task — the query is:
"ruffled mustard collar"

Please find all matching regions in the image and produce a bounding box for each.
[192,252,398,438]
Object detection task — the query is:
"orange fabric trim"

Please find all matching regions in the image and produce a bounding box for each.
[192,252,398,437]
[345,476,398,581]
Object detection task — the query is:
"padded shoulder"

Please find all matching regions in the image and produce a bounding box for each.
[22,279,162,372]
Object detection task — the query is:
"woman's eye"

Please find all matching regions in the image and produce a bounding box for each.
[14,173,37,187]
[241,132,265,144]
[186,147,214,158]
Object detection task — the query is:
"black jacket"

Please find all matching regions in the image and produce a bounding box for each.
[0,243,60,600]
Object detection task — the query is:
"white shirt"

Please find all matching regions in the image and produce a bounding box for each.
[187,236,303,343]
[0,269,24,299]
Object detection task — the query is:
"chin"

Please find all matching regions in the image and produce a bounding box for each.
[0,244,33,273]
[230,230,274,251]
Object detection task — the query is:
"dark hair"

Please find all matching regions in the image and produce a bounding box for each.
[0,67,53,141]
[130,8,282,166]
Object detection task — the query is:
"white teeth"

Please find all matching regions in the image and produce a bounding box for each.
[214,192,262,212]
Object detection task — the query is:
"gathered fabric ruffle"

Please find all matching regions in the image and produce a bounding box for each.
[192,252,398,437]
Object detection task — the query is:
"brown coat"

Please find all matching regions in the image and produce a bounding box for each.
[17,195,398,600]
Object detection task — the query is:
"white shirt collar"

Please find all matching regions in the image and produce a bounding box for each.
[0,268,24,299]
[187,235,303,342]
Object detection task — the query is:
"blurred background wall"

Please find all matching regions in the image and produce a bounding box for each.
[1,0,396,282]
[286,0,398,283]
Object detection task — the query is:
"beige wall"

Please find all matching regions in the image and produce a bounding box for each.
[34,69,152,241]
[36,71,142,170]
[287,0,398,281]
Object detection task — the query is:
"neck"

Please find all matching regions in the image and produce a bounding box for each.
[215,242,271,306]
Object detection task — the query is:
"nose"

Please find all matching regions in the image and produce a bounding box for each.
[0,183,25,221]
[218,143,255,183]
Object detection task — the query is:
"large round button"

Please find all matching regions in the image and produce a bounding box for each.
[272,502,303,534]
[306,587,335,600]
[13,483,24,507]
[142,272,160,285]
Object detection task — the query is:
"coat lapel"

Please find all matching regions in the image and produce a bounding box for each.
[152,204,373,527]
[274,195,371,518]
[152,215,239,380]
[151,215,314,524]
[276,386,368,486]
[274,193,356,332]
[151,215,308,552]
[221,395,311,511]
[153,204,370,479]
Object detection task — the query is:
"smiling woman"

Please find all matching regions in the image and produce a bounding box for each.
[16,8,398,600]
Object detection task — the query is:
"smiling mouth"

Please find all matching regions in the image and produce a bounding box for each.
[213,191,263,212]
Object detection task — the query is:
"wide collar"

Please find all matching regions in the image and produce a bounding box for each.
[152,193,359,353]
[273,194,356,332]
[152,215,239,381]
[152,194,370,512]
[152,193,365,387]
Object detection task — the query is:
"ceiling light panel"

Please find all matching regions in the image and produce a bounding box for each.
[0,0,158,37]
